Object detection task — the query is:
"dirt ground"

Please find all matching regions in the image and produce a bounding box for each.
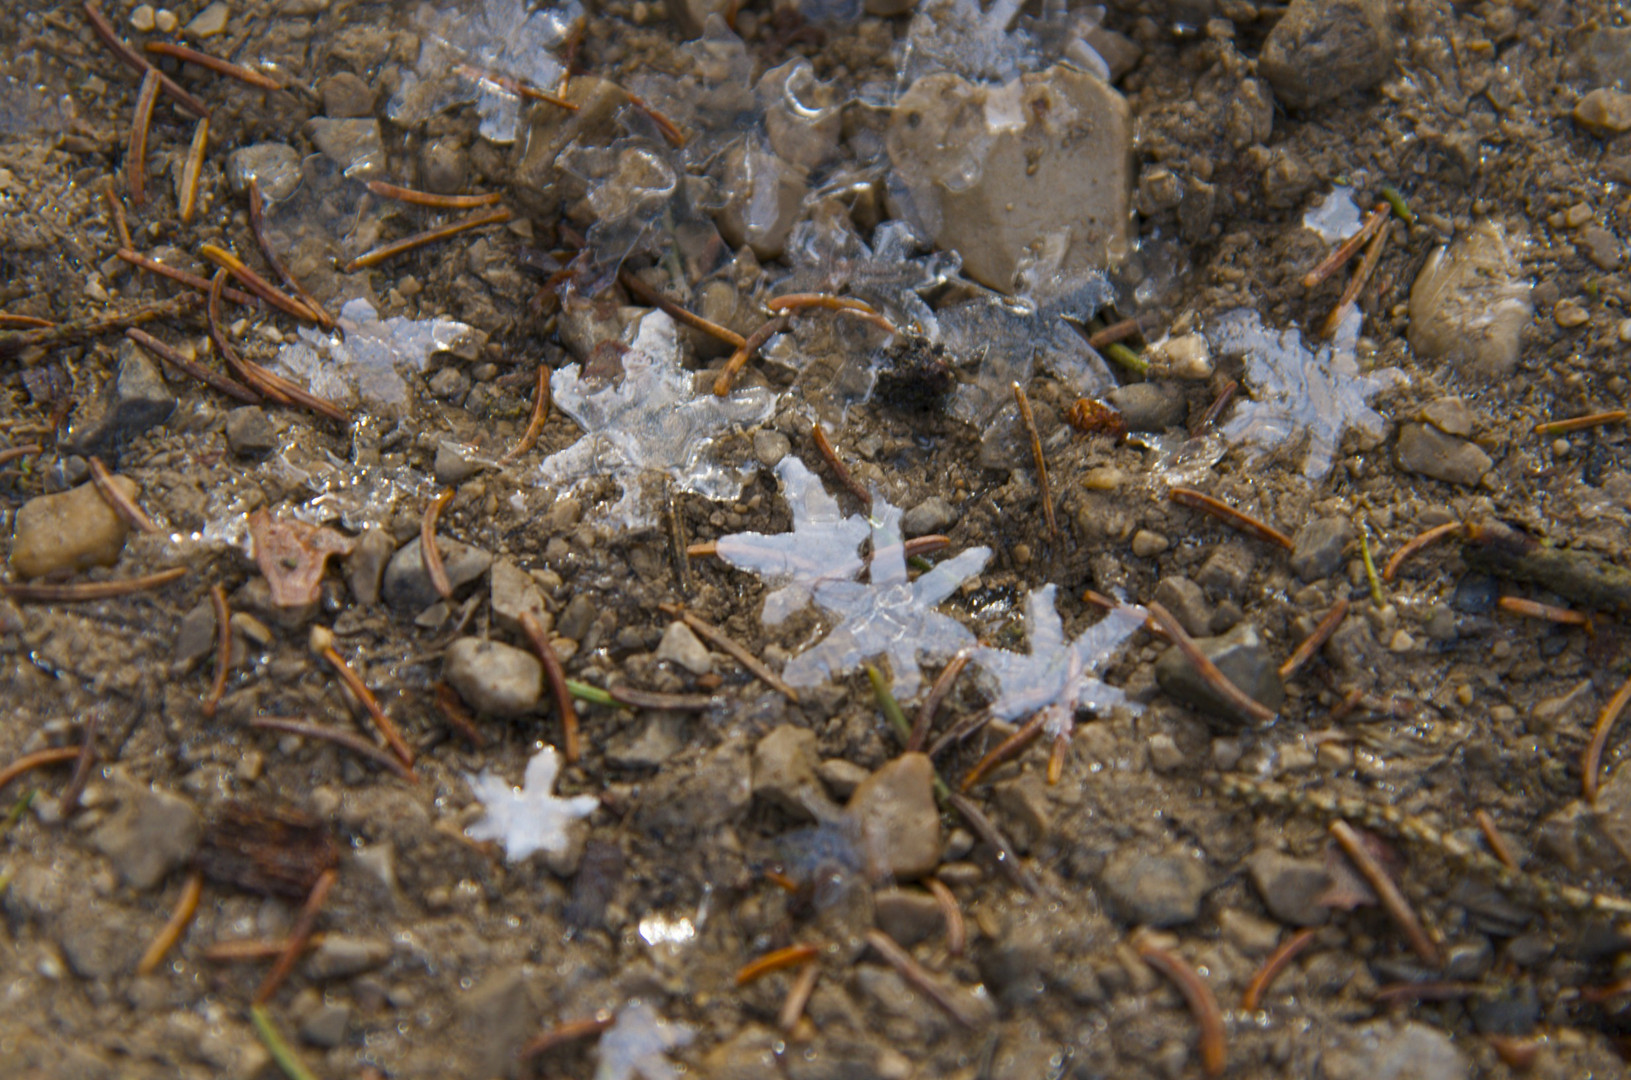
[6,0,1631,1077]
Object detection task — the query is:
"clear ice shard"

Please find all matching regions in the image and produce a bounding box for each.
[714,457,871,625]
[539,311,777,527]
[594,1002,695,1080]
[783,497,990,699]
[971,585,1144,739]
[464,746,598,863]
[273,298,474,413]
[1208,307,1405,481]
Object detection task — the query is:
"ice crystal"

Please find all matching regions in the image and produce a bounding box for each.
[540,311,777,526]
[594,1002,694,1080]
[273,298,475,413]
[971,586,1144,741]
[465,745,598,863]
[714,457,871,625]
[1208,308,1405,481]
[899,0,1108,86]
[783,498,991,699]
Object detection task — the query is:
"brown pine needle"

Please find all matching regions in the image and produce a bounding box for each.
[142,40,283,90]
[1192,378,1238,436]
[248,178,333,327]
[203,583,231,719]
[924,876,965,956]
[1047,732,1068,784]
[0,295,198,360]
[1013,382,1059,549]
[209,270,292,404]
[57,714,99,816]
[126,69,160,208]
[946,790,1042,895]
[316,637,416,768]
[1279,596,1350,680]
[455,63,578,110]
[179,116,209,224]
[136,870,204,975]
[712,315,787,396]
[1086,317,1144,349]
[1302,203,1388,290]
[2,566,188,603]
[1328,819,1440,965]
[1498,595,1594,634]
[619,268,746,348]
[768,292,899,335]
[864,930,983,1028]
[1381,520,1463,582]
[253,868,337,1004]
[127,327,260,403]
[250,717,417,781]
[343,207,513,272]
[203,936,325,963]
[1136,940,1226,1078]
[1585,671,1631,805]
[200,243,320,323]
[499,366,552,465]
[520,611,582,764]
[1168,487,1293,549]
[910,653,970,752]
[1146,601,1277,723]
[1241,927,1319,1012]
[810,423,871,510]
[420,491,456,601]
[87,455,159,533]
[961,714,1043,791]
[83,1,210,118]
[365,179,505,209]
[658,604,801,704]
[734,943,819,986]
[104,176,132,250]
[778,962,820,1033]
[518,1015,614,1061]
[1475,809,1519,872]
[119,248,258,305]
[624,90,685,146]
[432,683,487,747]
[1535,409,1627,436]
[1321,212,1389,338]
[0,747,81,794]
[0,444,43,466]
[0,313,54,329]
[608,685,719,711]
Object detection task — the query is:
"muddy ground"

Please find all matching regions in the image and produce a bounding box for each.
[5,0,1631,1077]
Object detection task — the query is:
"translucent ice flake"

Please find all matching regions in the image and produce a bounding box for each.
[465,746,598,863]
[1209,308,1405,481]
[1303,185,1362,242]
[971,585,1143,741]
[273,298,474,414]
[784,498,991,699]
[540,311,777,527]
[898,0,1106,85]
[594,1002,694,1080]
[714,457,870,625]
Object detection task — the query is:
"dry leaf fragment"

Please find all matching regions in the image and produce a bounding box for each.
[248,509,356,607]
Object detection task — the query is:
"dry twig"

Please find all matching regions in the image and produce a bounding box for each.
[864,930,984,1028]
[1329,819,1440,965]
[1381,520,1463,581]
[810,423,871,510]
[518,1015,613,1061]
[1320,211,1389,338]
[137,870,204,975]
[178,116,209,224]
[1136,940,1226,1078]
[925,876,965,956]
[313,628,416,768]
[87,455,159,533]
[1241,927,1319,1011]
[1584,670,1631,805]
[142,40,281,90]
[660,604,801,704]
[1534,409,1627,437]
[1013,382,1059,549]
[734,944,819,986]
[1279,597,1350,681]
[253,868,337,1004]
[366,179,504,209]
[343,207,512,272]
[82,0,210,117]
[1301,203,1388,290]
[619,268,746,348]
[1475,809,1519,872]
[520,611,582,763]
[909,654,970,752]
[203,583,231,718]
[1168,487,1293,549]
[499,366,551,465]
[250,717,417,781]
[248,179,332,327]
[200,243,320,323]
[420,491,456,602]
[0,747,80,793]
[2,567,187,603]
[126,70,159,209]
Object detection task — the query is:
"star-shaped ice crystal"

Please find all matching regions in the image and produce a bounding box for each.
[783,498,990,699]
[594,1002,694,1080]
[713,457,871,625]
[465,746,598,863]
[971,585,1145,741]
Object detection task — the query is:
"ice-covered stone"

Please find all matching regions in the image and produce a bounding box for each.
[273,299,475,413]
[1408,220,1532,379]
[594,1002,695,1080]
[465,746,598,862]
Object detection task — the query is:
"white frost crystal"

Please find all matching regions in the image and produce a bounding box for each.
[594,1002,694,1080]
[784,497,990,699]
[714,457,871,625]
[465,746,598,863]
[540,311,777,526]
[273,298,474,412]
[971,585,1144,740]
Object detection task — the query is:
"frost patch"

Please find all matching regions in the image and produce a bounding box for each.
[1209,308,1405,481]
[465,746,598,863]
[594,1002,695,1080]
[784,497,990,699]
[540,311,777,527]
[273,298,474,413]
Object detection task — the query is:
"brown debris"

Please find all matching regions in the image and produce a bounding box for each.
[1168,486,1293,549]
[247,509,355,608]
[195,801,340,899]
[1329,820,1440,965]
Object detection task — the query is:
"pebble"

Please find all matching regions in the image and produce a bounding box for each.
[1408,220,1531,378]
[64,340,177,454]
[1082,466,1123,491]
[1575,87,1631,135]
[1147,332,1213,380]
[555,593,596,641]
[1395,423,1492,486]
[58,899,140,979]
[427,366,470,401]
[901,495,955,537]
[488,558,551,635]
[1419,396,1473,438]
[751,725,832,820]
[299,1004,352,1049]
[344,528,394,607]
[1554,298,1590,327]
[1258,0,1394,110]
[655,621,713,675]
[816,758,869,799]
[420,137,468,194]
[1470,985,1539,1037]
[154,7,177,32]
[305,935,391,979]
[443,638,542,717]
[433,440,483,485]
[1245,849,1331,926]
[1218,907,1282,956]
[977,921,1049,1007]
[382,535,493,611]
[703,1026,781,1080]
[130,4,155,31]
[846,753,941,882]
[1319,1021,1468,1080]
[1153,576,1211,637]
[1130,529,1169,558]
[184,1,230,37]
[605,715,685,769]
[227,143,303,201]
[319,72,375,118]
[1581,226,1624,270]
[1107,382,1186,431]
[173,601,217,665]
[306,117,384,179]
[873,887,944,946]
[752,428,790,468]
[1155,622,1285,726]
[89,783,202,891]
[1098,848,1210,927]
[992,774,1050,850]
[10,478,139,580]
[1290,517,1353,582]
[224,406,276,456]
[1146,732,1184,772]
[1196,543,1253,598]
[459,968,536,1078]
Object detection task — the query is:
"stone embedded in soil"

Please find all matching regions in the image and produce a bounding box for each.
[224,406,277,457]
[382,535,493,611]
[300,1004,353,1049]
[306,117,384,178]
[226,142,303,201]
[444,638,543,717]
[1419,396,1474,437]
[1197,543,1254,598]
[751,724,833,820]
[1246,849,1332,926]
[10,477,139,580]
[58,899,140,979]
[89,783,203,891]
[817,758,869,799]
[1098,848,1210,927]
[305,935,392,979]
[874,887,945,946]
[846,753,941,882]
[976,920,1050,1007]
[1395,423,1492,486]
[1470,985,1540,1037]
[433,440,483,485]
[605,714,686,769]
[1107,382,1186,432]
[1318,1021,1468,1080]
[64,340,176,454]
[1291,517,1354,582]
[319,72,375,118]
[1408,220,1531,379]
[901,495,955,537]
[992,774,1050,851]
[459,967,536,1079]
[1576,88,1631,135]
[489,558,551,635]
[184,1,230,37]
[655,621,713,675]
[1155,622,1284,726]
[886,64,1130,293]
[1591,760,1631,869]
[1153,576,1211,637]
[345,528,394,608]
[1258,0,1395,111]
